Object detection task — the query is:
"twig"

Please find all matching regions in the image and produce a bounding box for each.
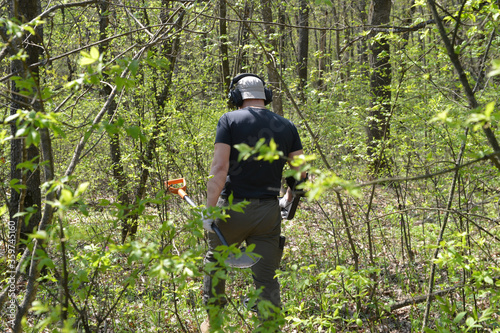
[351,149,500,190]
[422,126,468,329]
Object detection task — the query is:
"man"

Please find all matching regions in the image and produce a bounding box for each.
[202,73,305,332]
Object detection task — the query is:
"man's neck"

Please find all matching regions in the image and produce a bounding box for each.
[240,99,266,109]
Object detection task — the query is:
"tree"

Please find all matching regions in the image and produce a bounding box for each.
[8,0,42,245]
[97,0,132,243]
[219,0,231,91]
[2,1,58,331]
[297,0,310,102]
[366,0,392,175]
[261,0,284,115]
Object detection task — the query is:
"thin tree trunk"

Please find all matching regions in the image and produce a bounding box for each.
[234,2,252,74]
[317,9,328,91]
[422,129,468,330]
[278,5,287,72]
[7,1,43,327]
[219,0,230,91]
[297,0,309,102]
[125,2,185,240]
[366,0,392,176]
[97,0,133,243]
[125,1,185,242]
[332,5,341,74]
[402,0,416,47]
[357,0,369,77]
[260,0,283,115]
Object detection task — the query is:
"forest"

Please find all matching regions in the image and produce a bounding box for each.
[1,0,500,332]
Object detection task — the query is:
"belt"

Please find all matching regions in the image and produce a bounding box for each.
[220,196,277,202]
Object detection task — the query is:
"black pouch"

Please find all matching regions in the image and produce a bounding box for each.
[279,235,286,250]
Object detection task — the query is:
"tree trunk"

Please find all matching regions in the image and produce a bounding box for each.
[297,0,309,102]
[260,0,283,115]
[357,0,369,78]
[97,0,133,243]
[366,0,392,176]
[7,0,54,331]
[234,2,252,73]
[316,9,328,91]
[219,0,230,91]
[9,0,42,245]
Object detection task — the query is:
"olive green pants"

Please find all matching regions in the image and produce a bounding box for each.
[203,196,284,309]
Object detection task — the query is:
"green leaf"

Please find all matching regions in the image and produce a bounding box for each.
[465,317,476,327]
[76,182,89,196]
[5,113,19,123]
[488,59,500,77]
[79,55,97,66]
[79,47,100,66]
[90,46,99,59]
[31,301,49,315]
[484,102,495,120]
[129,59,139,75]
[234,142,253,161]
[38,257,55,269]
[0,204,7,216]
[60,188,73,204]
[23,25,35,35]
[126,125,141,139]
[454,311,467,323]
[30,230,48,240]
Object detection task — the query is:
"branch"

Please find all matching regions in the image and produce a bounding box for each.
[388,285,462,312]
[38,0,99,20]
[353,149,500,189]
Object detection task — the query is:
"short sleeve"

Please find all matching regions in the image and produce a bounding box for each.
[289,122,303,153]
[215,113,232,145]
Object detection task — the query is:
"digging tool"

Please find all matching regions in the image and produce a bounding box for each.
[166,178,259,269]
[280,175,308,220]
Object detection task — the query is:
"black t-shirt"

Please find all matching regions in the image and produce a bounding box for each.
[215,107,303,199]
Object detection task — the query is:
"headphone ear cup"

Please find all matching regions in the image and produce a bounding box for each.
[228,89,243,107]
[264,87,273,105]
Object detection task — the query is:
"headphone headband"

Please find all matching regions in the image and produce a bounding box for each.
[229,73,266,90]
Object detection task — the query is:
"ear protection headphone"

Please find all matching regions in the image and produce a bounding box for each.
[227,73,273,107]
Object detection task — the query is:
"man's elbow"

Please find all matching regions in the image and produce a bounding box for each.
[210,162,229,178]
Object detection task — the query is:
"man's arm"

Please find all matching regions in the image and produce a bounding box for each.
[284,149,306,202]
[206,143,231,207]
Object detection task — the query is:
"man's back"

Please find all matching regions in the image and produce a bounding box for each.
[215,106,302,199]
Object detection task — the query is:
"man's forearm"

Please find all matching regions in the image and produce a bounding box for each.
[206,169,226,207]
[206,143,230,207]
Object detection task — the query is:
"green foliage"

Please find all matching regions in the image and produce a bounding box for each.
[235,138,284,162]
[2,1,500,332]
[4,110,65,147]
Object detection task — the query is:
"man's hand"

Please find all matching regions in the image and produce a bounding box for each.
[202,214,215,233]
[279,196,293,219]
